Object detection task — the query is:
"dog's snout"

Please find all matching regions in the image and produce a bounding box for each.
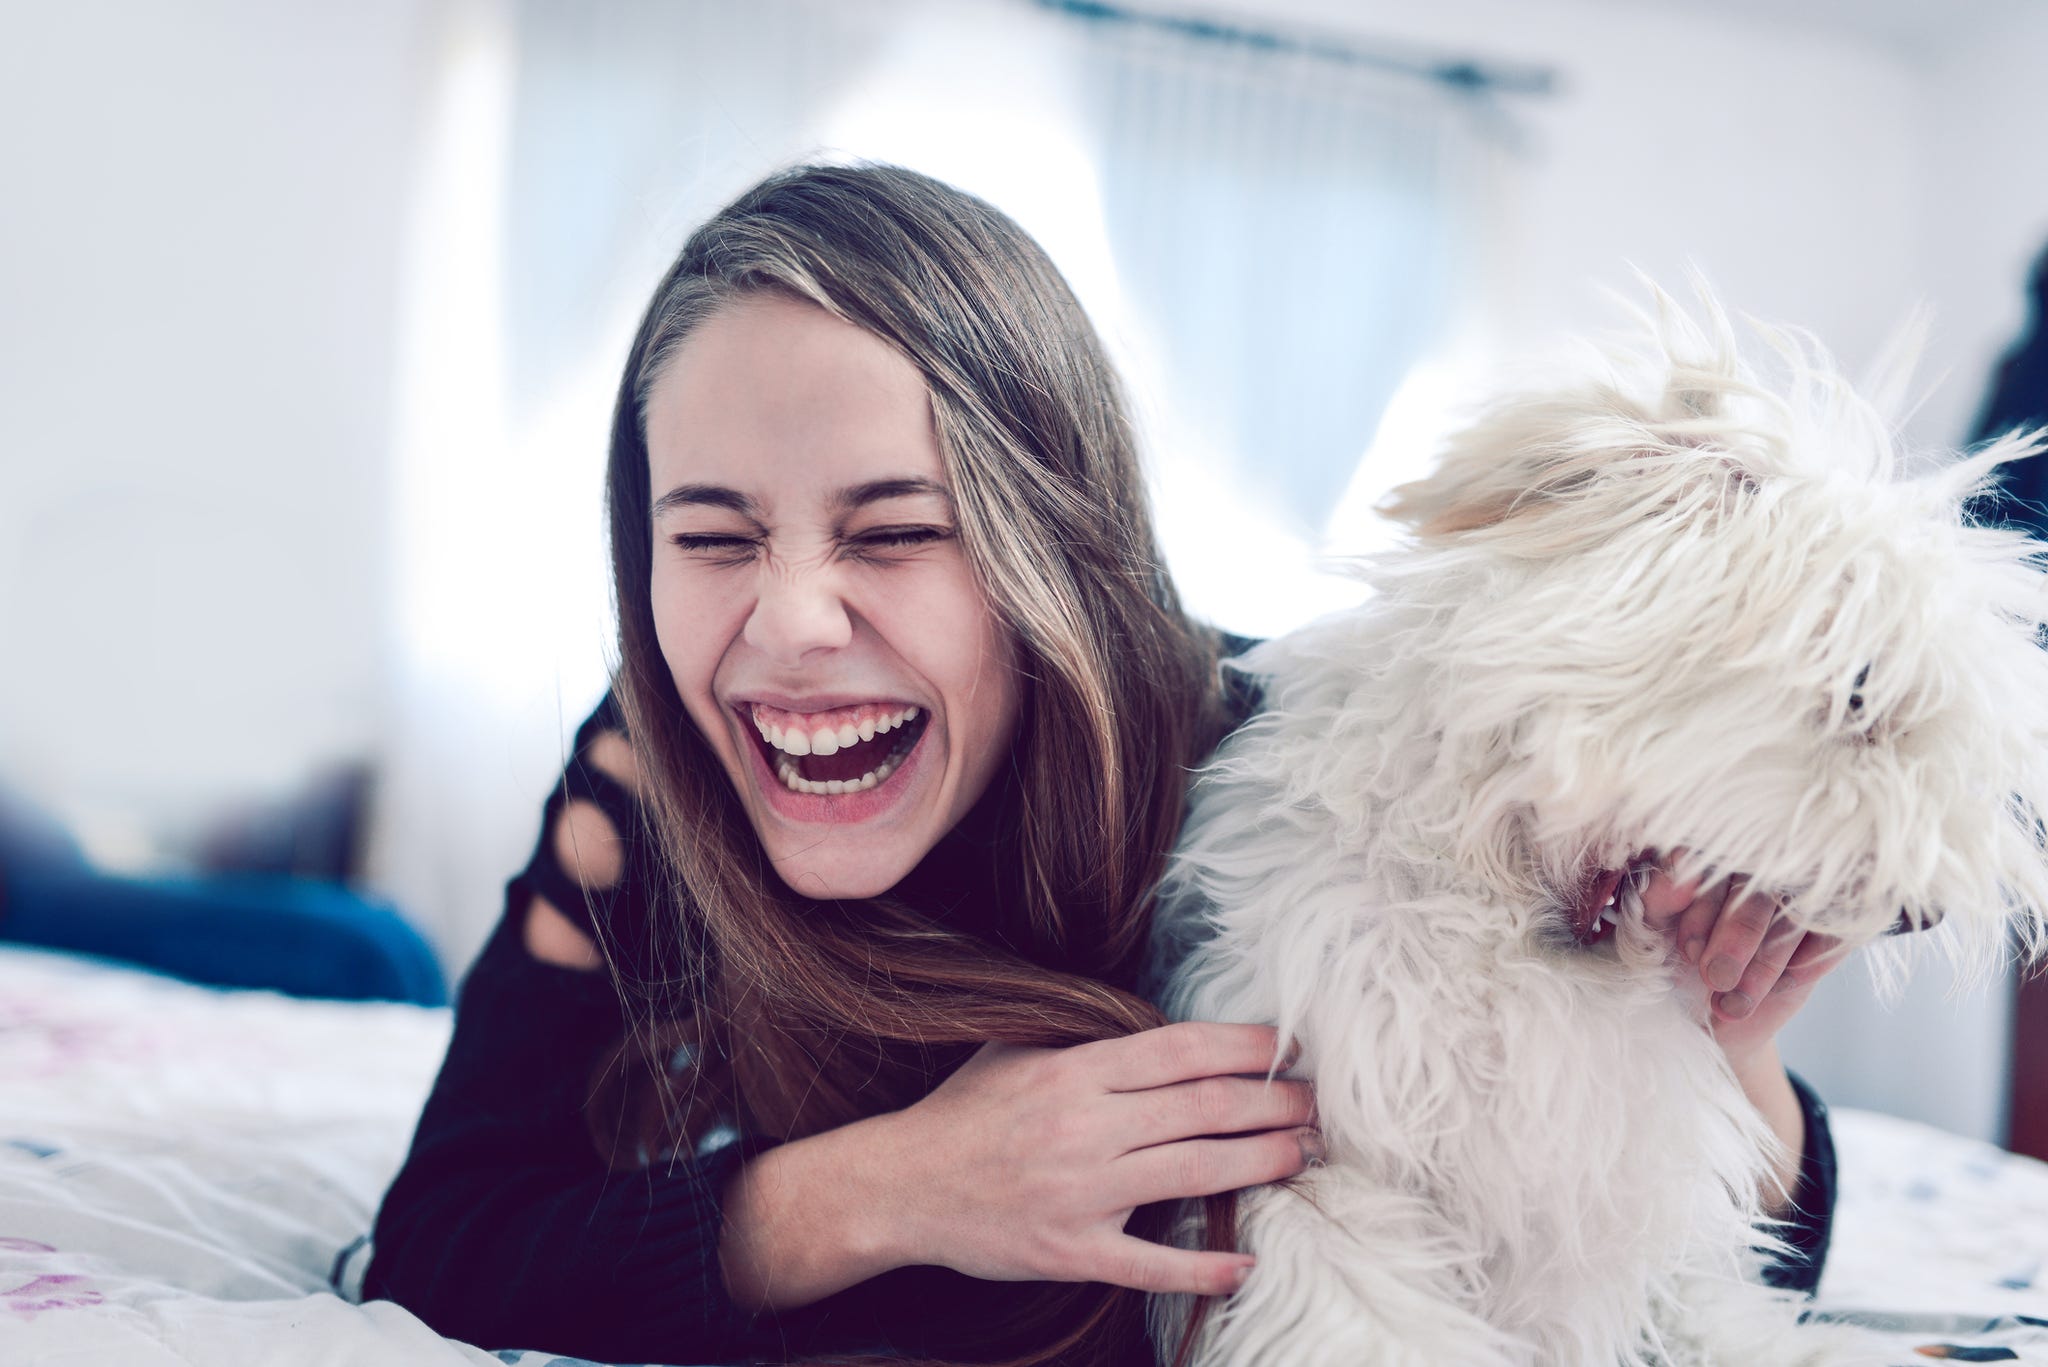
[1848,663,1870,717]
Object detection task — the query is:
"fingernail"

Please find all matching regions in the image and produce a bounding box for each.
[1280,1038,1302,1069]
[1706,956,1742,992]
[1683,937,1705,965]
[1298,1128,1327,1166]
[1717,990,1755,1019]
[1306,1093,1320,1127]
[1233,1261,1254,1290]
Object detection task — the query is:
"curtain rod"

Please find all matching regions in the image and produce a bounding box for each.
[1033,0,1558,98]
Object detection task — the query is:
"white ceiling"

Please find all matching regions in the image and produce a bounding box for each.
[1609,0,2032,60]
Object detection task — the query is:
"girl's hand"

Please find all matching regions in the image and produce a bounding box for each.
[874,1022,1318,1297]
[1632,850,1855,1215]
[1636,850,1852,1066]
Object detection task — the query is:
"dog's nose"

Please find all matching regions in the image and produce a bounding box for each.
[1886,905,1944,935]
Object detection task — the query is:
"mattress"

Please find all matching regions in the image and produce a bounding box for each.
[0,943,2042,1365]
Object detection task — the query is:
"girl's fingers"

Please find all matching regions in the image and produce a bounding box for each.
[1672,876,1732,968]
[1085,1235,1255,1297]
[1697,880,1777,992]
[1638,848,1703,929]
[1088,1022,1294,1093]
[1122,1076,1316,1152]
[1716,916,1806,1020]
[1783,930,1850,978]
[1117,1129,1320,1209]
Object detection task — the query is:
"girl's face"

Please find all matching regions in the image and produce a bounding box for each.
[642,291,1022,900]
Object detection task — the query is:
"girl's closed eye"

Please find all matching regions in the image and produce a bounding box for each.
[668,532,760,562]
[665,526,954,562]
[850,525,954,556]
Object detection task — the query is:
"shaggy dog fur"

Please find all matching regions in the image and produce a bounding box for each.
[1148,285,2048,1366]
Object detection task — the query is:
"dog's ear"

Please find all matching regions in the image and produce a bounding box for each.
[1381,276,1779,540]
[1378,378,1763,541]
[1376,395,1720,538]
[1376,403,1603,537]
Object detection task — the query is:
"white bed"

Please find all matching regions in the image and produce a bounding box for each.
[1,943,2043,1365]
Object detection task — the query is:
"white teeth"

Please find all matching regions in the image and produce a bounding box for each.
[875,707,922,736]
[774,753,902,796]
[754,704,923,755]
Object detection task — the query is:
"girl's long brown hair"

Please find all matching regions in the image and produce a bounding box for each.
[590,160,1236,1366]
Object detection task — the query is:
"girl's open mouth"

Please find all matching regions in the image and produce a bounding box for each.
[742,700,931,799]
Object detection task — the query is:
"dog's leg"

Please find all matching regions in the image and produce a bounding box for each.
[1653,1274,1887,1367]
[1165,1172,1529,1367]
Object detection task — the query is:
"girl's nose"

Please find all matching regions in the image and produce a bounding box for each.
[742,566,854,666]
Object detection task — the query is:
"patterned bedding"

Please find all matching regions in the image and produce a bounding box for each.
[0,943,2042,1365]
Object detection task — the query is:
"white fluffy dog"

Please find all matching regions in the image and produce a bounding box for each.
[1148,286,2048,1367]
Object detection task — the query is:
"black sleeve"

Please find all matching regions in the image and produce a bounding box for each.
[1755,1068,1837,1296]
[362,692,775,1361]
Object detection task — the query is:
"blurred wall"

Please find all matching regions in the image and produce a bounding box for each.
[1188,0,1927,382]
[1918,2,2048,445]
[0,0,429,859]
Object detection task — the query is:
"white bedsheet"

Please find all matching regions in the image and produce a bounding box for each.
[1,943,2043,1365]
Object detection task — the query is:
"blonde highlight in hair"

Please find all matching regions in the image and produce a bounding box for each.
[591,160,1235,1364]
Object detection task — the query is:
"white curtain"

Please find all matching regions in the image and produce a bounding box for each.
[1076,11,1505,635]
[1073,12,1480,539]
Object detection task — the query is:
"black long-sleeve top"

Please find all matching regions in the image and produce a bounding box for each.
[363,689,1102,1363]
[363,682,1837,1363]
[362,691,765,1359]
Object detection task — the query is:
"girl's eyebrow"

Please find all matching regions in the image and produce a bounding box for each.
[829,477,953,514]
[651,477,952,518]
[651,483,758,518]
